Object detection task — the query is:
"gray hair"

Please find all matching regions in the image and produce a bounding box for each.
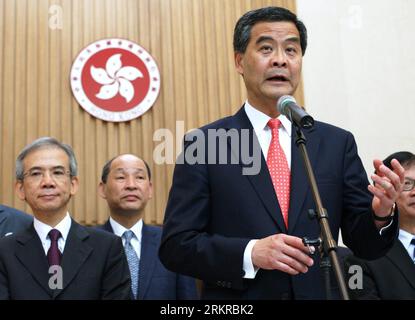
[16,137,78,180]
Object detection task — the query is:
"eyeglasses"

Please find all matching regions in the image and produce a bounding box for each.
[22,168,71,183]
[403,178,415,192]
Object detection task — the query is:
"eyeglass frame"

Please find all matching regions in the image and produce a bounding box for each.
[21,166,73,183]
[403,178,415,192]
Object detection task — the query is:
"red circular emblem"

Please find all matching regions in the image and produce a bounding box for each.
[70,38,160,122]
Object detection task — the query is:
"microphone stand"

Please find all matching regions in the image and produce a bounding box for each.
[293,124,350,300]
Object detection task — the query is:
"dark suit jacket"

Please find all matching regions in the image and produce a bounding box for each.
[0,219,131,300]
[345,239,415,299]
[0,205,32,238]
[159,106,397,300]
[99,221,198,300]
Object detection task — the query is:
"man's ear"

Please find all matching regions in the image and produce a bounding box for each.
[148,181,153,200]
[70,176,79,196]
[98,182,107,199]
[15,181,26,201]
[234,52,244,75]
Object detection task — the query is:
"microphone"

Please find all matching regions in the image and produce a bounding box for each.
[277,95,314,129]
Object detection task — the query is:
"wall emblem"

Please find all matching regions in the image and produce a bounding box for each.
[71,38,160,122]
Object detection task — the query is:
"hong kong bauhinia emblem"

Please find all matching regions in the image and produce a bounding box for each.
[70,38,160,122]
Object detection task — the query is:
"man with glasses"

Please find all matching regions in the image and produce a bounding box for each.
[0,137,131,299]
[346,151,415,299]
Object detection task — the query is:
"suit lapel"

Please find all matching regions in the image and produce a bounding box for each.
[229,107,287,232]
[138,224,158,300]
[15,225,52,297]
[288,125,320,233]
[52,220,93,299]
[0,208,7,235]
[0,207,7,225]
[102,220,114,233]
[386,240,415,289]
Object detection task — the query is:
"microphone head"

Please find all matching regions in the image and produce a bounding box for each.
[277,95,297,115]
[277,95,314,129]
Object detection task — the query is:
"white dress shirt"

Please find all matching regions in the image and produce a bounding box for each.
[242,101,292,279]
[244,100,292,167]
[33,212,72,255]
[109,217,142,259]
[398,229,415,262]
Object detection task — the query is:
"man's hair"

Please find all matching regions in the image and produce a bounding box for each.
[101,155,152,183]
[382,151,415,171]
[233,6,307,55]
[16,137,78,180]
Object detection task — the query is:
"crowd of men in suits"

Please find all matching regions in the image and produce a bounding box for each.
[0,138,198,300]
[1,137,413,300]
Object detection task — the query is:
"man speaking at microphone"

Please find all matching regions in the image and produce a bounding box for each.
[159,6,404,299]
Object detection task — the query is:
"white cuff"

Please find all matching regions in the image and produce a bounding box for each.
[379,218,394,235]
[243,239,259,279]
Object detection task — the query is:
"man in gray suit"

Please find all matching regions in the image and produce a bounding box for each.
[0,204,32,237]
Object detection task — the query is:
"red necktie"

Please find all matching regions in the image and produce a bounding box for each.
[267,119,291,228]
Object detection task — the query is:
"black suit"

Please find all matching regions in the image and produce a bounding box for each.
[159,106,397,299]
[0,219,131,300]
[0,205,32,237]
[346,239,415,299]
[100,221,198,300]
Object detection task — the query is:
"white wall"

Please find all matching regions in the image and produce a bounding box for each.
[297,0,415,176]
[296,0,415,247]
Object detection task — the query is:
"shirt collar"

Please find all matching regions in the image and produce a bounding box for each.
[398,228,415,250]
[109,217,143,243]
[33,212,72,242]
[244,100,292,137]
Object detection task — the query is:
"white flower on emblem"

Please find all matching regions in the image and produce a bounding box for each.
[91,54,143,103]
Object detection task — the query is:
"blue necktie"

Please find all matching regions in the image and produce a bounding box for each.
[411,238,415,262]
[123,230,139,299]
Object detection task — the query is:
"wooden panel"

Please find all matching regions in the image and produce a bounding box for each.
[0,0,302,225]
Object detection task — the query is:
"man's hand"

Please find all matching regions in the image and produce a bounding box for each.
[251,234,314,275]
[369,158,405,218]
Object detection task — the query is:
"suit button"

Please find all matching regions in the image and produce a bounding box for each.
[281,292,291,300]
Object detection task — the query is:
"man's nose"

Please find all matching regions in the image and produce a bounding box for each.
[40,171,56,187]
[125,176,138,189]
[271,49,287,67]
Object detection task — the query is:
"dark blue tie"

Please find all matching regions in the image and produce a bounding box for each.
[411,238,415,262]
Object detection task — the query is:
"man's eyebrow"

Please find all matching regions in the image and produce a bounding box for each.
[255,36,274,45]
[255,35,300,45]
[28,165,65,171]
[285,36,300,44]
